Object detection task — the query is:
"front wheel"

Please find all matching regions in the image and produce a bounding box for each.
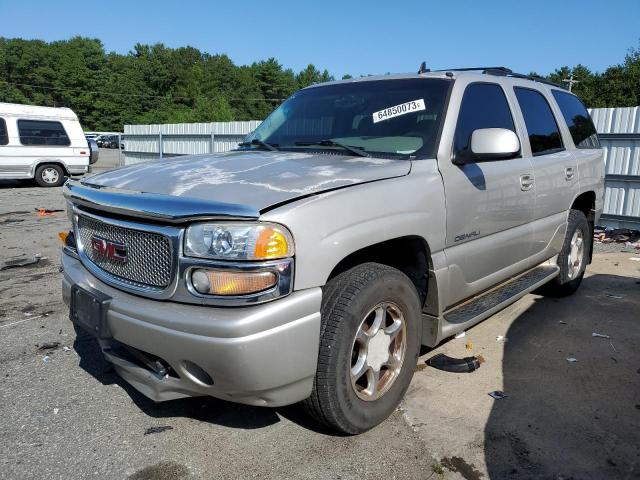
[303,263,422,434]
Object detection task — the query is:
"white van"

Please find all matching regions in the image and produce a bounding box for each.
[0,102,98,187]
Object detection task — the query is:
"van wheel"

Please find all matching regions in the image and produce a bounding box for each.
[545,209,591,296]
[35,164,65,187]
[303,263,422,434]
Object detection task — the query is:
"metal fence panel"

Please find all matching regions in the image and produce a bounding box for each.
[123,121,261,164]
[590,107,640,228]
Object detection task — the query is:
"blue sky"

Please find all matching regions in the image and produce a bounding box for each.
[1,0,638,78]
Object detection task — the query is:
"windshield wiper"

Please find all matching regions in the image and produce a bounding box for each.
[294,139,370,157]
[238,138,279,151]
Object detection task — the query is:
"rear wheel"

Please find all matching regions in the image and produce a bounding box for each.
[546,209,591,296]
[35,164,65,187]
[303,262,422,434]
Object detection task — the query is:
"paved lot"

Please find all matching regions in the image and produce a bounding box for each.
[0,178,638,479]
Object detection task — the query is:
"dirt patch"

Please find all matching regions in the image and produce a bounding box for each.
[128,462,189,480]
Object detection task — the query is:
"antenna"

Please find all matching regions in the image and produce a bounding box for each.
[418,61,430,74]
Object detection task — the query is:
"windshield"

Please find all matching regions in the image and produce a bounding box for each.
[243,78,451,158]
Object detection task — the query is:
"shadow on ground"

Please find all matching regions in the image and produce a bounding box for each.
[484,272,640,479]
[72,326,335,436]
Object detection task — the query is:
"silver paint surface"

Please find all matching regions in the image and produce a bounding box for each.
[83,150,410,212]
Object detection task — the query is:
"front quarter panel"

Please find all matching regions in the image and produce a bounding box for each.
[261,160,446,290]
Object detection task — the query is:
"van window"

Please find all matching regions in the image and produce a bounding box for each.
[454,83,516,158]
[0,118,7,145]
[514,87,563,156]
[551,90,600,148]
[18,120,70,146]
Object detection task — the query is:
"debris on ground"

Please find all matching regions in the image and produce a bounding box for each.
[558,320,567,325]
[594,227,640,244]
[454,331,466,339]
[566,357,578,363]
[427,353,485,373]
[592,332,611,339]
[36,341,61,352]
[465,341,474,350]
[488,391,509,400]
[63,346,72,352]
[144,426,174,436]
[496,335,507,342]
[35,207,64,216]
[629,257,640,262]
[0,254,42,271]
[53,408,59,415]
[42,356,50,363]
[415,363,427,372]
[605,293,624,300]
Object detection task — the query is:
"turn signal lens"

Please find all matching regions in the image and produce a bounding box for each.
[254,226,290,259]
[191,269,277,296]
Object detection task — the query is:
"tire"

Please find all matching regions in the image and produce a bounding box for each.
[34,164,65,187]
[545,209,591,296]
[303,262,422,434]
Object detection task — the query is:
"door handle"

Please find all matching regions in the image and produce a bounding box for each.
[520,174,534,191]
[565,167,575,180]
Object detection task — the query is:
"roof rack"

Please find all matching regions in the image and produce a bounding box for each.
[435,67,567,90]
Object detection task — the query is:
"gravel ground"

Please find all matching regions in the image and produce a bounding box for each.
[1,176,638,480]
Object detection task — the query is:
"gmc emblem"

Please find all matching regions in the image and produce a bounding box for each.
[91,236,128,263]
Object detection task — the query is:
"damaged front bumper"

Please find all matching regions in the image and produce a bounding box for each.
[62,252,322,407]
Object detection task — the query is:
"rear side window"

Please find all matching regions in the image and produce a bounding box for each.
[514,87,563,156]
[551,90,600,148]
[0,118,7,145]
[454,83,516,157]
[18,120,70,146]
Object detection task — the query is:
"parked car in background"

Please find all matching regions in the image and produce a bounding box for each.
[95,134,123,149]
[0,102,98,187]
[61,67,603,434]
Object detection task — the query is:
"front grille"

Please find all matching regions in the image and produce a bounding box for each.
[76,214,173,288]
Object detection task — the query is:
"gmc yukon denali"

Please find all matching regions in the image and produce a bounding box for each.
[61,67,603,434]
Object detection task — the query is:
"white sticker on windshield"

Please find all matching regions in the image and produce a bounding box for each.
[372,99,426,124]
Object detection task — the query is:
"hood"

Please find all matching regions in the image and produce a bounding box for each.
[83,150,411,213]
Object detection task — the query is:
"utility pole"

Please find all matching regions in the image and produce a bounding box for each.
[563,73,579,92]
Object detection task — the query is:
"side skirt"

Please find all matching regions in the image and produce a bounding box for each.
[421,263,560,347]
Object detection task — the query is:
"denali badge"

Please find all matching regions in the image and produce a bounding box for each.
[90,236,128,263]
[454,231,480,243]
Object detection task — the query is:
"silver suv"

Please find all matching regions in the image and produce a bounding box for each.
[61,67,603,434]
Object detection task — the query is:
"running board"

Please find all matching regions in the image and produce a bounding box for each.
[422,264,559,346]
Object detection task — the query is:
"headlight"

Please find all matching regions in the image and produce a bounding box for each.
[184,222,294,260]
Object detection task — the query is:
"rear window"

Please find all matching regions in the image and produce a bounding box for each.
[551,90,600,148]
[514,88,564,156]
[0,118,7,145]
[18,120,70,146]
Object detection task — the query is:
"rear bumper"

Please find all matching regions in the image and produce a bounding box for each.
[62,253,322,406]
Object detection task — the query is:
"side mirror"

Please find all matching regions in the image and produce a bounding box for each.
[454,128,520,164]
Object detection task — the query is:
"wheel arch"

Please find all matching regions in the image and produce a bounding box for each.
[325,235,439,314]
[31,161,70,178]
[570,190,596,263]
